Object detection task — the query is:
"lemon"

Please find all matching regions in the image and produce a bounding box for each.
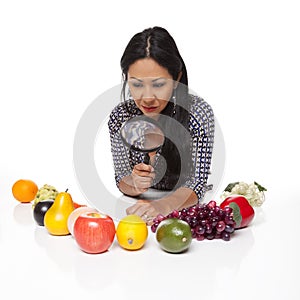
[116,215,148,250]
[156,218,192,253]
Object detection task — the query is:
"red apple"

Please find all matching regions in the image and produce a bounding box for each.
[67,206,98,236]
[73,212,116,254]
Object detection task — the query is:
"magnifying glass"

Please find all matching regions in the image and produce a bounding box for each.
[120,116,165,153]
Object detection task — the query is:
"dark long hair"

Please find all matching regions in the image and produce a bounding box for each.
[120,26,192,189]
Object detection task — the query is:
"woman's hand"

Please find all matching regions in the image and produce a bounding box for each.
[130,163,155,194]
[125,187,198,225]
[119,163,155,196]
[126,199,172,225]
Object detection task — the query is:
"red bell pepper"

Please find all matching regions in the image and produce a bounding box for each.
[220,195,255,229]
[73,202,87,209]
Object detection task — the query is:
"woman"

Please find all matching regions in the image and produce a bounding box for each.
[108,26,214,224]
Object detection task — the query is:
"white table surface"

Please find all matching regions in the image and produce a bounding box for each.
[1,181,299,300]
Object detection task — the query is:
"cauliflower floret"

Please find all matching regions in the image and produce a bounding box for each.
[220,181,266,207]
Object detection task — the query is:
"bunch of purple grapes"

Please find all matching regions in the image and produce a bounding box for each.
[151,200,236,241]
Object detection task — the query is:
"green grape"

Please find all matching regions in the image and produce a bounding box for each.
[32,184,59,207]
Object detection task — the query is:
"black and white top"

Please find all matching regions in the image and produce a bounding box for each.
[108,94,215,201]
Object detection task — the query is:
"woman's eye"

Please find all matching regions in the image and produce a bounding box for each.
[132,82,143,88]
[153,82,165,88]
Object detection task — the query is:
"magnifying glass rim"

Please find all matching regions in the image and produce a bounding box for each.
[120,115,165,153]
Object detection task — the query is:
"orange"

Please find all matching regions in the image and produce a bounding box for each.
[12,179,38,203]
[116,214,148,250]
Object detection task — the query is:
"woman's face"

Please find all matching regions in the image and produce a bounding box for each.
[127,58,176,117]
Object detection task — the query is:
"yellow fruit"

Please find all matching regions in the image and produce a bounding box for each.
[44,190,74,235]
[12,179,38,203]
[116,214,148,250]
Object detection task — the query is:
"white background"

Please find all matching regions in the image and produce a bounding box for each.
[0,1,299,299]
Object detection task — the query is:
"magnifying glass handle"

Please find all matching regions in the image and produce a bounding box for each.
[143,153,150,164]
[145,151,158,167]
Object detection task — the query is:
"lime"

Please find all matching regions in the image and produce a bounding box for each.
[156,218,192,253]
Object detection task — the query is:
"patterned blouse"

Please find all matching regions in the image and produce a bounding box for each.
[108,94,215,201]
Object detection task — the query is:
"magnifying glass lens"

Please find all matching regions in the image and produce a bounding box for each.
[120,117,165,153]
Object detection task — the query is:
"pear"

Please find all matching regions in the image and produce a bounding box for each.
[44,189,75,235]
